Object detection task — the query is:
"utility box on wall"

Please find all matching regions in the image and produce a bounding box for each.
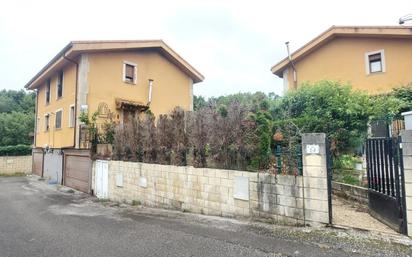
[402,111,412,130]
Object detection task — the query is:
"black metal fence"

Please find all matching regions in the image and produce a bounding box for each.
[365,137,407,234]
[273,144,303,176]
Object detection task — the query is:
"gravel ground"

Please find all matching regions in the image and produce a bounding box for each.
[332,196,396,234]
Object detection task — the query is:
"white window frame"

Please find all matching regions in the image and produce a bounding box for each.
[55,108,63,130]
[69,104,75,128]
[365,49,385,75]
[122,61,137,84]
[44,113,50,132]
[56,71,64,99]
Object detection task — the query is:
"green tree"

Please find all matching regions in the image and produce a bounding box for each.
[0,112,34,146]
[271,81,371,154]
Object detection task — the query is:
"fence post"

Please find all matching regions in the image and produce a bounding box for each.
[301,133,329,225]
[401,130,412,237]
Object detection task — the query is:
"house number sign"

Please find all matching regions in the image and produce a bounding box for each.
[306,144,320,154]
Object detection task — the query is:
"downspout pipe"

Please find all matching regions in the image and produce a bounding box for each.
[285,42,297,89]
[62,55,79,148]
[147,79,153,106]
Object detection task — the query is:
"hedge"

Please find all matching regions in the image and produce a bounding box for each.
[0,145,32,156]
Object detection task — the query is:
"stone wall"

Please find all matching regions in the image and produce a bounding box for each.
[401,130,412,237]
[92,133,330,226]
[0,156,32,175]
[332,181,368,205]
[92,134,328,227]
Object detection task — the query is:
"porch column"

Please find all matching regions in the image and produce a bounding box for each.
[301,133,330,225]
[401,130,412,237]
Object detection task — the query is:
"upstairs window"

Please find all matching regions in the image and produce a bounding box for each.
[55,109,62,129]
[123,62,137,84]
[365,50,385,74]
[45,114,50,132]
[57,71,63,98]
[45,80,51,104]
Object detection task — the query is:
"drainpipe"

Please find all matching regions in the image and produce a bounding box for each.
[285,42,298,89]
[34,89,38,147]
[147,79,153,106]
[62,55,79,148]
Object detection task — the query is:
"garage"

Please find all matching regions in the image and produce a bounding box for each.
[63,149,92,193]
[32,148,43,177]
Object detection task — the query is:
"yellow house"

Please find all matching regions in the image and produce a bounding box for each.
[25,40,203,190]
[271,26,412,94]
[25,40,204,150]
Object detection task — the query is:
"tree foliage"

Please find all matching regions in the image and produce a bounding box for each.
[0,90,35,146]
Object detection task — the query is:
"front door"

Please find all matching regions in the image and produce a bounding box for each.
[123,109,136,124]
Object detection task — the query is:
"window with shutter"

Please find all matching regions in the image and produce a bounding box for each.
[123,62,136,84]
[57,71,63,98]
[55,110,62,129]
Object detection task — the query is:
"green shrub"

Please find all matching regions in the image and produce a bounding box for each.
[333,154,359,170]
[0,145,32,156]
[342,175,359,185]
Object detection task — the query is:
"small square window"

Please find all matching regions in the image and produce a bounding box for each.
[55,110,62,129]
[365,50,385,74]
[369,53,382,73]
[123,62,136,84]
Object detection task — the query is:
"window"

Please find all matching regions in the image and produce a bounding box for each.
[57,71,63,98]
[45,114,50,132]
[55,110,62,129]
[45,80,51,104]
[365,50,385,74]
[123,62,137,84]
[69,105,75,128]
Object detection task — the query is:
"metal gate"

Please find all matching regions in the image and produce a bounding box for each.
[365,137,408,234]
[95,160,109,199]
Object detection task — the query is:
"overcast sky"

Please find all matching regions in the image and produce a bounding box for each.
[0,0,410,97]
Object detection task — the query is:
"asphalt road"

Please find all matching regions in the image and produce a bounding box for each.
[0,176,409,257]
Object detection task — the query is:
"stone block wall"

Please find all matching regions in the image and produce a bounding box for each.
[92,133,330,227]
[332,181,368,205]
[401,130,412,237]
[105,161,255,218]
[0,156,32,175]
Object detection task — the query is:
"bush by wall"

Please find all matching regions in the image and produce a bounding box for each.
[0,145,32,156]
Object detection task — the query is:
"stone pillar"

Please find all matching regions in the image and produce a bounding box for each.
[301,133,329,225]
[401,130,412,236]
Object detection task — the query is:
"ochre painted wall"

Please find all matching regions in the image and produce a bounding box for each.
[285,37,412,94]
[86,50,192,122]
[35,63,76,148]
[35,49,193,148]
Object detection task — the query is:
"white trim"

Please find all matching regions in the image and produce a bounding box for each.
[364,49,386,75]
[69,104,75,128]
[44,113,50,132]
[122,61,137,84]
[55,108,63,130]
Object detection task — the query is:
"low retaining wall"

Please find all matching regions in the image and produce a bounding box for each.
[92,160,328,226]
[332,181,368,205]
[0,156,32,175]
